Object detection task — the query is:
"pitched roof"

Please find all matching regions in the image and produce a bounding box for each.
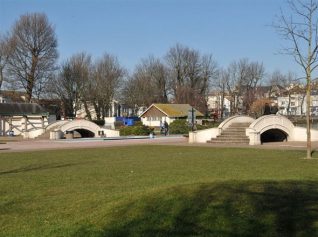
[140,104,204,118]
[0,103,48,116]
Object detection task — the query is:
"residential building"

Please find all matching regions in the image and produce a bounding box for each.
[139,103,204,127]
[207,94,231,118]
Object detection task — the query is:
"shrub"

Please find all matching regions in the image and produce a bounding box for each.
[119,124,153,136]
[169,119,190,134]
[169,119,220,134]
[134,121,143,126]
[114,121,124,129]
[196,122,220,130]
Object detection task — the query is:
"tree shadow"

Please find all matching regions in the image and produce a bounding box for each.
[0,162,83,175]
[72,181,318,237]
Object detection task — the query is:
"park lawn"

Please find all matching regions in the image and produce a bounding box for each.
[0,145,318,237]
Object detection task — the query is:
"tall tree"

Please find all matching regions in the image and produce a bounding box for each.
[225,62,240,115]
[224,59,265,115]
[7,13,58,102]
[0,34,11,90]
[122,56,168,109]
[92,53,125,119]
[275,0,318,158]
[48,62,75,118]
[214,68,228,119]
[68,53,92,119]
[241,61,265,113]
[48,53,92,119]
[198,54,218,116]
[165,43,217,114]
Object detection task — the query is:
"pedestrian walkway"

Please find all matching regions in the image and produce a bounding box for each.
[0,136,317,153]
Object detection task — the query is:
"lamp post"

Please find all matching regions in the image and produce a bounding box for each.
[188,107,196,131]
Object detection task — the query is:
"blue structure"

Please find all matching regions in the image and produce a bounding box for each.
[116,117,140,126]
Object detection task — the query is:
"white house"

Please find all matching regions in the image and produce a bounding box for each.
[207,94,231,118]
[277,93,318,116]
[139,104,204,127]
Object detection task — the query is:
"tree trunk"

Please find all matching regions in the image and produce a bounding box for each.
[306,71,312,159]
[82,100,92,121]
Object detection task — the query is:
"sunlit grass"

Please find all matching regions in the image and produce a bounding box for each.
[0,146,317,236]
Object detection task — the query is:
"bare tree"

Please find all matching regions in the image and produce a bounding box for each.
[225,62,240,115]
[92,53,125,119]
[48,62,75,118]
[224,59,265,115]
[48,53,92,119]
[242,61,265,113]
[122,56,169,109]
[7,13,58,102]
[275,0,318,158]
[214,69,228,119]
[165,43,217,114]
[68,53,92,119]
[198,54,218,116]
[0,34,11,90]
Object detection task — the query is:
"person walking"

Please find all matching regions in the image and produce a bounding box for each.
[164,121,169,136]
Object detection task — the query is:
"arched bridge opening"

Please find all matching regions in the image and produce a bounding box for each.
[68,129,95,138]
[246,115,295,145]
[60,120,101,139]
[261,129,288,143]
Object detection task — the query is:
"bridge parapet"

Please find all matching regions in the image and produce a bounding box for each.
[218,115,255,133]
[46,120,68,130]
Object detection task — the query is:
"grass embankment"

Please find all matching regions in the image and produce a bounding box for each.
[0,146,318,237]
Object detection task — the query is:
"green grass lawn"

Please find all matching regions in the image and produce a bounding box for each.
[0,145,318,237]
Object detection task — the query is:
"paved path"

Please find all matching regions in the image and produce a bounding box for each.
[0,136,187,153]
[0,136,318,153]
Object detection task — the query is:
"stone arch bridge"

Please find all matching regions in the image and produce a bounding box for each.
[189,115,318,145]
[45,119,119,139]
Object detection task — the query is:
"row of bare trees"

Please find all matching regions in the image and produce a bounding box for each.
[0,12,294,119]
[48,53,126,119]
[122,44,218,115]
[0,12,310,119]
[0,12,270,118]
[216,59,266,117]
[1,0,317,158]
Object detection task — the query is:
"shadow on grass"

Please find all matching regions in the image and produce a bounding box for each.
[0,163,81,175]
[73,181,318,237]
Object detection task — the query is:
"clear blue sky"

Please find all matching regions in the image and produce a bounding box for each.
[0,0,300,76]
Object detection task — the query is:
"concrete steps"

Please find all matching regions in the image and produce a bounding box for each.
[208,122,251,144]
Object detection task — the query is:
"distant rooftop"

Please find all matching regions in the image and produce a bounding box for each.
[140,103,204,118]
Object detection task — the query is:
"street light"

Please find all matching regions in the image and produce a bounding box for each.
[188,107,196,131]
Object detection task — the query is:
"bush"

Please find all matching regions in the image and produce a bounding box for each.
[133,121,143,126]
[196,122,220,130]
[169,120,190,134]
[114,121,124,129]
[120,124,153,136]
[169,119,220,134]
